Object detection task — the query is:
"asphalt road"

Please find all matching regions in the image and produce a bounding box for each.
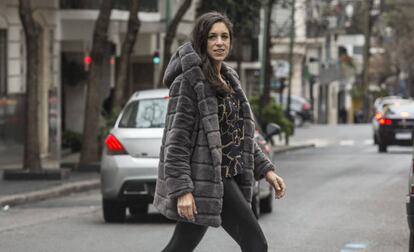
[0,124,410,252]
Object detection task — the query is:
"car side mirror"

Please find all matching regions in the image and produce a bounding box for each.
[266,123,281,139]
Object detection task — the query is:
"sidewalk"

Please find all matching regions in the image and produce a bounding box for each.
[0,152,100,208]
[0,141,314,209]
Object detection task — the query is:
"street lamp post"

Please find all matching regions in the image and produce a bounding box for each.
[259,1,269,98]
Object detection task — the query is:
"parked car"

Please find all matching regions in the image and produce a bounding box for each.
[372,99,414,152]
[252,122,280,219]
[100,88,281,222]
[407,140,414,250]
[271,93,312,126]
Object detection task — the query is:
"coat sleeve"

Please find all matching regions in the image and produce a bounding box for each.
[253,141,275,180]
[164,79,197,199]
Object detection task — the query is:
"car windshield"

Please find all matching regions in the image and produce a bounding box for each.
[384,101,414,116]
[118,98,168,128]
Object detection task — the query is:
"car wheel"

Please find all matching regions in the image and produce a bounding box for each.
[260,193,273,213]
[102,199,126,223]
[129,204,148,216]
[378,141,387,153]
[252,193,261,219]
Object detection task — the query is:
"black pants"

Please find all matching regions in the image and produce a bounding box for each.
[162,177,268,252]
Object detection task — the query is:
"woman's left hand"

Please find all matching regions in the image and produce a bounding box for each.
[265,171,286,199]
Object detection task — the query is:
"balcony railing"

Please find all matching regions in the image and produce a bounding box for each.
[60,0,158,12]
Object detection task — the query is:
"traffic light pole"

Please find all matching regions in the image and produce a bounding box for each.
[259,2,268,98]
[286,0,296,145]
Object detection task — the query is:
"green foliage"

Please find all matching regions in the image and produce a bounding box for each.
[250,96,294,136]
[350,85,364,99]
[351,84,389,100]
[371,88,390,101]
[62,130,82,152]
[61,110,119,154]
[196,0,261,36]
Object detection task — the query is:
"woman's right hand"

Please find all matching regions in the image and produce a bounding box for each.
[177,192,197,221]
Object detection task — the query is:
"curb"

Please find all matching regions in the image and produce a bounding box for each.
[273,143,315,154]
[0,179,100,208]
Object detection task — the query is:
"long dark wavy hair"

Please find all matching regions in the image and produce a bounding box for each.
[192,12,233,95]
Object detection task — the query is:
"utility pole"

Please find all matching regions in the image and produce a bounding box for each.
[286,0,296,145]
[262,0,276,106]
[362,0,373,122]
[166,0,171,28]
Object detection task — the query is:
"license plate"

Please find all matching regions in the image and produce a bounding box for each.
[395,132,412,140]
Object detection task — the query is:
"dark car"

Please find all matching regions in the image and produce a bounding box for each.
[373,99,414,152]
[372,96,404,144]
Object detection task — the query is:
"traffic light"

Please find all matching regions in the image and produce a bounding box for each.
[152,51,160,64]
[84,54,92,71]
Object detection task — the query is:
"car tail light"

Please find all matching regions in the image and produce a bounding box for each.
[105,134,127,155]
[378,118,392,125]
[374,112,383,120]
[303,103,310,111]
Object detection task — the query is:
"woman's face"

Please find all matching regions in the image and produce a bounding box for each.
[207,22,230,66]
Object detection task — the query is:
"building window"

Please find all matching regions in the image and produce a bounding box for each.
[60,0,158,12]
[0,30,7,96]
[353,46,364,55]
[60,0,102,9]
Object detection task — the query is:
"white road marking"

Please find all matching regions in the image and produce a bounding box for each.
[339,140,355,146]
[340,242,368,251]
[364,139,374,145]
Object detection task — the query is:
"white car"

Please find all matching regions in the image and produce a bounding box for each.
[100,89,280,222]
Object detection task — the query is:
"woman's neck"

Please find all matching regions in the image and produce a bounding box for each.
[215,62,222,75]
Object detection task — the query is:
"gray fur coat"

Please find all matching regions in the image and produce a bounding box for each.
[153,42,275,227]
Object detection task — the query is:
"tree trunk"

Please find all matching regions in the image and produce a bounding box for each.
[79,0,113,166]
[19,0,42,171]
[113,0,141,112]
[159,0,192,86]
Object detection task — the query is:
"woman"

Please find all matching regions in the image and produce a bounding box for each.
[153,11,286,252]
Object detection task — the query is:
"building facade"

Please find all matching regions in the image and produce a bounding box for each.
[0,0,61,167]
[0,0,198,167]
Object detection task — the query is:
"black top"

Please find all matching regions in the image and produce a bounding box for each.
[217,79,245,178]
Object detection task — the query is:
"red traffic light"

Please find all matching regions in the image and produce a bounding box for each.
[84,55,92,65]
